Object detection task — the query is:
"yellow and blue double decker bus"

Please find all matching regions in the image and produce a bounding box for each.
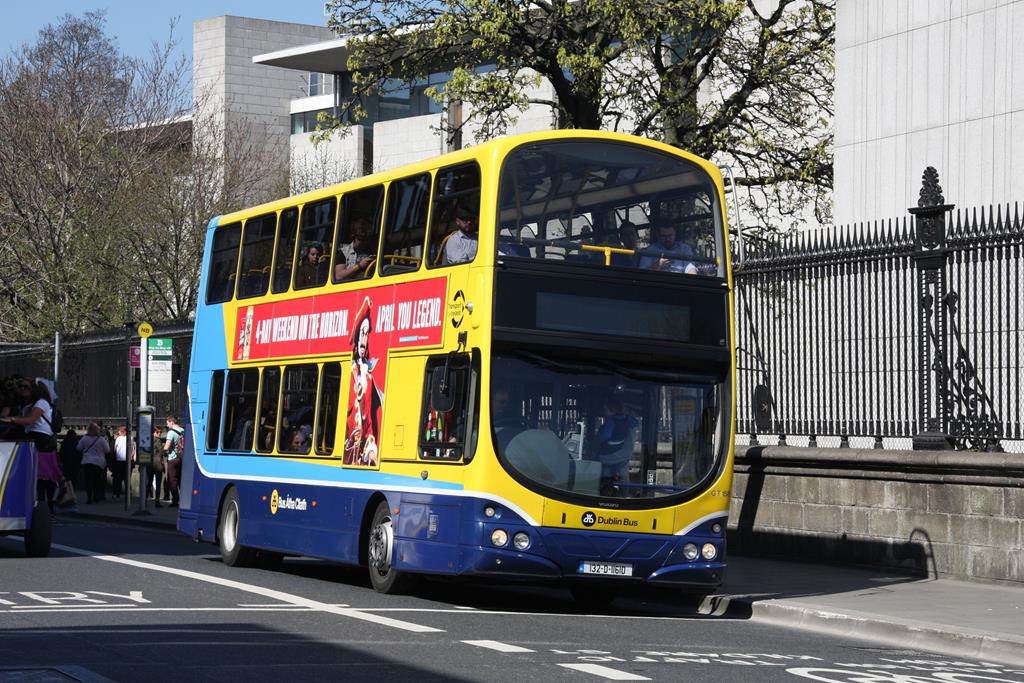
[179,130,736,601]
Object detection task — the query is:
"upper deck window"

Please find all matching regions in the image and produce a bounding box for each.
[427,163,481,268]
[272,207,299,294]
[236,213,277,299]
[380,173,431,276]
[206,222,242,305]
[332,185,384,283]
[294,198,337,290]
[496,140,725,278]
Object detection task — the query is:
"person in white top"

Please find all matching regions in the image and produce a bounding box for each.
[77,422,111,503]
[112,425,129,499]
[441,207,478,265]
[0,378,62,510]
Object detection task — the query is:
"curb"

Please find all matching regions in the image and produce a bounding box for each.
[730,597,1024,668]
[61,510,178,531]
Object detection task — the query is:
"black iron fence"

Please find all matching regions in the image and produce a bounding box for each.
[735,168,1024,451]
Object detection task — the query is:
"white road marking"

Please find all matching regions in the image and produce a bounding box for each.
[237,603,350,608]
[558,663,651,680]
[10,604,137,609]
[49,542,443,634]
[462,640,535,653]
[1,607,315,614]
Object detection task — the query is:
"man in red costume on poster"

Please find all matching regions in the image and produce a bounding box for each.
[345,296,384,465]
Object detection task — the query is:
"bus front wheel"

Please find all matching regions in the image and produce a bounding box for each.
[367,501,416,594]
[218,488,258,568]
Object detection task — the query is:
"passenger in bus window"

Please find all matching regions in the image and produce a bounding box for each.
[296,245,324,288]
[441,206,478,265]
[610,221,640,267]
[334,218,377,281]
[638,224,698,274]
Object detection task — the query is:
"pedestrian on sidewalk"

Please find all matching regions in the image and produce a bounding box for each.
[163,416,183,507]
[112,425,129,499]
[58,428,81,490]
[77,421,111,503]
[149,425,165,507]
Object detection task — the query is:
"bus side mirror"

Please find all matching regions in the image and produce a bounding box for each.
[430,367,455,413]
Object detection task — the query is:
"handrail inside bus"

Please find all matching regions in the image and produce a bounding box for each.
[720,165,746,265]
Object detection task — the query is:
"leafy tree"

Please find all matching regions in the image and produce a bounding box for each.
[325,0,833,233]
[0,13,280,341]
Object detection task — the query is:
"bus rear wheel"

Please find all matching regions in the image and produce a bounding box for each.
[218,488,258,568]
[367,501,416,594]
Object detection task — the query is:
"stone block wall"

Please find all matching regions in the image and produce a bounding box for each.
[728,446,1024,584]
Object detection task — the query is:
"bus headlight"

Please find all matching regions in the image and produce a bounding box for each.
[490,529,509,547]
[701,543,718,561]
[682,543,699,561]
[512,532,531,551]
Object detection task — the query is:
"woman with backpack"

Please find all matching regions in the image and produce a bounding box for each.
[0,378,63,511]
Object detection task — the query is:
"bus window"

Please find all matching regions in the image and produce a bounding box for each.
[279,364,318,454]
[206,222,241,304]
[221,368,259,452]
[428,163,480,268]
[332,186,384,283]
[271,207,299,294]
[256,367,280,453]
[419,354,473,460]
[206,370,225,451]
[380,173,431,275]
[315,362,342,455]
[496,140,725,277]
[236,213,277,299]
[294,198,337,290]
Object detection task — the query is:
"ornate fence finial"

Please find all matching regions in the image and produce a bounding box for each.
[918,167,945,208]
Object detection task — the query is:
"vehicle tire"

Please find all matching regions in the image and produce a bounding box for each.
[569,583,618,608]
[24,501,52,558]
[218,488,258,568]
[367,500,417,594]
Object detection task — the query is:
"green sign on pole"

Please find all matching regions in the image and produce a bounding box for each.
[147,338,173,392]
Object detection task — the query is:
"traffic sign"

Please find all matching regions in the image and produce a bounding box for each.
[137,322,153,338]
[147,338,173,392]
[147,338,173,355]
[129,347,141,368]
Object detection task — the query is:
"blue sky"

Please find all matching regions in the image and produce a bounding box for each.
[2,1,329,63]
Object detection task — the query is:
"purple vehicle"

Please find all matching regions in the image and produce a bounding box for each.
[0,441,52,557]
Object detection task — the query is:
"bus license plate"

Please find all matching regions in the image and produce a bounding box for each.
[578,561,633,577]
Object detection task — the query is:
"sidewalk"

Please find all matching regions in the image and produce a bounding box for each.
[62,502,1024,666]
[63,496,180,529]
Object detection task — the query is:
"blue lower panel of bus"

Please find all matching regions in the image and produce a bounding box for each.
[178,475,724,588]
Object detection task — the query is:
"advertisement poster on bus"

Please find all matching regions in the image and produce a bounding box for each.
[232,277,449,467]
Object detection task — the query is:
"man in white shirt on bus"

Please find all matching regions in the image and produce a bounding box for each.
[442,206,478,265]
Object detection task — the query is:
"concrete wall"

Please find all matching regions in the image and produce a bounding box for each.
[729,445,1024,584]
[193,16,336,196]
[835,0,1024,224]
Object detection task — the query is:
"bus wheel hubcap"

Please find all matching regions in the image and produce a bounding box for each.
[370,517,394,574]
[223,503,238,551]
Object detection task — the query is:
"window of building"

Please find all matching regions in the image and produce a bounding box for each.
[419,354,476,461]
[308,72,324,97]
[256,367,280,453]
[206,222,241,304]
[332,185,384,283]
[221,368,259,452]
[279,364,318,455]
[315,362,342,455]
[206,370,225,451]
[380,174,431,275]
[236,213,277,299]
[294,198,337,290]
[272,207,299,294]
[291,108,333,135]
[428,163,480,268]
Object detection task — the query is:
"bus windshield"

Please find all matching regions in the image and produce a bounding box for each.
[491,353,724,501]
[496,139,725,277]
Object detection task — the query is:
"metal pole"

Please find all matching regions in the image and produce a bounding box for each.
[124,323,133,511]
[138,338,148,514]
[53,332,61,395]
